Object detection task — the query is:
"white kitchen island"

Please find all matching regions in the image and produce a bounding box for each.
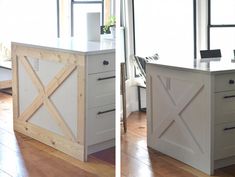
[147,58,235,175]
[12,37,115,161]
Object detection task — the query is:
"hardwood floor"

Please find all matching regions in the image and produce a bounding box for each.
[0,93,115,177]
[121,111,235,177]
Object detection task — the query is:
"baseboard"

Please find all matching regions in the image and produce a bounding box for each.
[87,139,115,155]
[215,156,235,169]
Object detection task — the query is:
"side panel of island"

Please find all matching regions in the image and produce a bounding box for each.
[12,42,115,161]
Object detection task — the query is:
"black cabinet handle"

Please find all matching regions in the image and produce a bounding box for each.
[97,76,115,81]
[97,109,115,115]
[229,79,235,84]
[224,95,235,99]
[103,60,109,65]
[224,127,235,131]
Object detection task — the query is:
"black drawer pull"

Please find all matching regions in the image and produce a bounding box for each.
[224,127,235,131]
[103,60,109,65]
[224,95,235,99]
[97,109,115,115]
[229,79,235,84]
[97,76,115,81]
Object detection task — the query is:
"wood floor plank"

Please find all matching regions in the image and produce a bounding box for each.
[121,111,235,177]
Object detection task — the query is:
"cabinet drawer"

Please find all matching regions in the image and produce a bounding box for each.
[215,91,235,124]
[215,122,235,160]
[87,71,115,108]
[215,73,235,92]
[87,53,115,74]
[86,104,115,146]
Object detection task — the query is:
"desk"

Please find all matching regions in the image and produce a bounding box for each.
[147,58,235,175]
[0,59,12,90]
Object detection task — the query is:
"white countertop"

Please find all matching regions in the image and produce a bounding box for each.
[12,36,115,55]
[147,57,235,74]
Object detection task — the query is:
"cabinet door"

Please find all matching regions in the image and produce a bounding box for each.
[87,71,115,108]
[215,122,235,160]
[215,91,235,124]
[86,104,115,146]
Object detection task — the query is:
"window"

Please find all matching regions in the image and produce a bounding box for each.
[208,0,235,58]
[0,0,57,41]
[71,0,112,38]
[133,0,196,65]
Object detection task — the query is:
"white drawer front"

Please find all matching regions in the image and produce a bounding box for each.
[87,71,115,108]
[215,91,235,124]
[215,73,235,92]
[87,104,115,146]
[87,53,115,74]
[215,122,235,160]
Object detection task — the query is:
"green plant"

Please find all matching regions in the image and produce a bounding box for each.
[103,16,116,34]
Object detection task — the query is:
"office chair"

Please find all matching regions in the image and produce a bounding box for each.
[133,53,159,84]
[132,53,159,111]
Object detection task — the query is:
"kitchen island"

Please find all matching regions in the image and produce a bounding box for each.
[147,58,235,175]
[12,37,115,161]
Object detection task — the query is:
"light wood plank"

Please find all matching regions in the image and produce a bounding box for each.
[19,95,43,121]
[11,44,19,120]
[20,56,44,93]
[14,119,85,161]
[13,44,83,64]
[77,57,85,146]
[45,65,77,96]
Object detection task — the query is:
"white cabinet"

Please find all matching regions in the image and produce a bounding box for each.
[214,74,235,160]
[147,62,235,175]
[86,54,115,149]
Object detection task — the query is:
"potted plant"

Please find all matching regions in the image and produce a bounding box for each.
[103,16,116,38]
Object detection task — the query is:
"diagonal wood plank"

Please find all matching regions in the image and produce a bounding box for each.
[20,56,44,94]
[156,77,204,138]
[44,98,76,142]
[20,95,43,122]
[155,76,205,153]
[46,65,77,97]
[12,53,20,119]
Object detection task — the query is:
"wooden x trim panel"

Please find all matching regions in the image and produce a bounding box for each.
[18,56,77,142]
[156,76,205,153]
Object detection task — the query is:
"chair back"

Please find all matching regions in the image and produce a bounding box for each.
[132,53,159,84]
